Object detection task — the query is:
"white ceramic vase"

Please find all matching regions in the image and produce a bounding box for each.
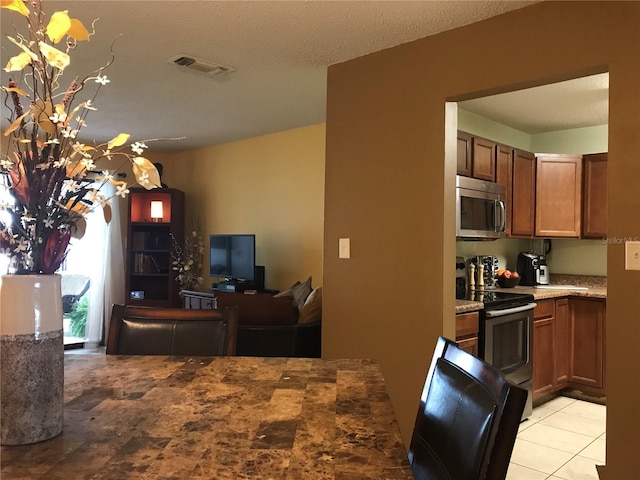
[0,274,64,445]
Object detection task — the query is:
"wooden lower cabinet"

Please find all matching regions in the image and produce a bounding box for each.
[533,297,606,402]
[569,298,606,391]
[455,311,479,357]
[554,298,570,386]
[533,299,555,400]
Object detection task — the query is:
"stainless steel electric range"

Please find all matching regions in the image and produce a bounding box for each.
[457,288,536,419]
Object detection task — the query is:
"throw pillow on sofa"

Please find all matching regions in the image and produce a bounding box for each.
[291,276,312,312]
[274,281,300,299]
[298,287,322,324]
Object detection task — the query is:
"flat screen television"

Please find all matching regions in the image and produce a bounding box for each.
[209,234,255,281]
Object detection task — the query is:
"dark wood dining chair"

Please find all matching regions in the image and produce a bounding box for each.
[106,304,238,356]
[408,336,527,480]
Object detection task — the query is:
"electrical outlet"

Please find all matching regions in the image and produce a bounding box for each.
[339,238,350,259]
[625,241,640,270]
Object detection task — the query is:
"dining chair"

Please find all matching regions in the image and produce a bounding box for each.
[106,304,238,356]
[408,336,527,480]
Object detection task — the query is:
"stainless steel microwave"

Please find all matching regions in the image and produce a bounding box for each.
[456,175,506,240]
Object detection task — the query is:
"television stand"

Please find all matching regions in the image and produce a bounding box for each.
[212,265,266,292]
[213,279,260,293]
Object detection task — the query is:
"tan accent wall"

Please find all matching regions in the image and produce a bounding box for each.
[160,124,325,292]
[324,2,640,477]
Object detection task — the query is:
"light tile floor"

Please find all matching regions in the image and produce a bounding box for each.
[507,396,606,480]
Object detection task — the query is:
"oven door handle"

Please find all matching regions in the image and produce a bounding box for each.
[484,302,537,317]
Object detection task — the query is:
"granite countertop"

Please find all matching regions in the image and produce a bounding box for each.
[455,275,607,313]
[1,355,413,480]
[455,300,485,314]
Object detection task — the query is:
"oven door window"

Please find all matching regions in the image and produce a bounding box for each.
[490,316,528,375]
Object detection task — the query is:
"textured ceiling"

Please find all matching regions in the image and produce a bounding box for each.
[459,73,609,134]
[1,0,588,153]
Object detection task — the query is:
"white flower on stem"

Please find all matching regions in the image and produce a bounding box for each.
[62,126,78,138]
[0,158,14,169]
[44,217,54,228]
[131,142,147,155]
[65,180,80,193]
[116,184,130,198]
[49,112,67,123]
[46,138,60,145]
[72,142,86,154]
[82,99,96,110]
[138,171,150,186]
[101,170,114,182]
[14,238,28,253]
[80,158,96,170]
[102,149,113,160]
[88,189,99,202]
[95,75,110,85]
[75,118,87,127]
[53,157,71,168]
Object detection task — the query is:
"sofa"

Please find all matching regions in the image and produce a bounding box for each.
[182,278,322,358]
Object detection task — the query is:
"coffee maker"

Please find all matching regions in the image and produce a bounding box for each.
[517,252,542,286]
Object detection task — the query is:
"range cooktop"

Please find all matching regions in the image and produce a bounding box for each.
[457,289,535,310]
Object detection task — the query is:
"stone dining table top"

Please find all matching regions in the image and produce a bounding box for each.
[0,354,414,480]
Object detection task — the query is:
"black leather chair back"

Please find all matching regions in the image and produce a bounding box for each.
[107,304,238,356]
[409,336,527,480]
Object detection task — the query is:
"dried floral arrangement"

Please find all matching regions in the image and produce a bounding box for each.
[171,226,205,292]
[1,0,161,274]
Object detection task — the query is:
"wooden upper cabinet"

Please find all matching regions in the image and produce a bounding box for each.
[457,131,473,177]
[456,131,495,181]
[511,149,536,237]
[495,144,513,236]
[535,154,582,237]
[582,153,608,239]
[472,137,496,181]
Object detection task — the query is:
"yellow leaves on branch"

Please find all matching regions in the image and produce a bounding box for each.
[107,133,130,150]
[47,10,71,43]
[133,157,162,190]
[46,10,90,43]
[5,51,32,71]
[2,8,89,72]
[0,0,29,16]
[4,36,38,72]
[38,42,70,70]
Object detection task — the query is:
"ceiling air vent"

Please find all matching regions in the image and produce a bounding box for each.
[168,54,235,77]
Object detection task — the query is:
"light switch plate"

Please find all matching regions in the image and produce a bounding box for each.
[625,241,640,270]
[339,238,350,259]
